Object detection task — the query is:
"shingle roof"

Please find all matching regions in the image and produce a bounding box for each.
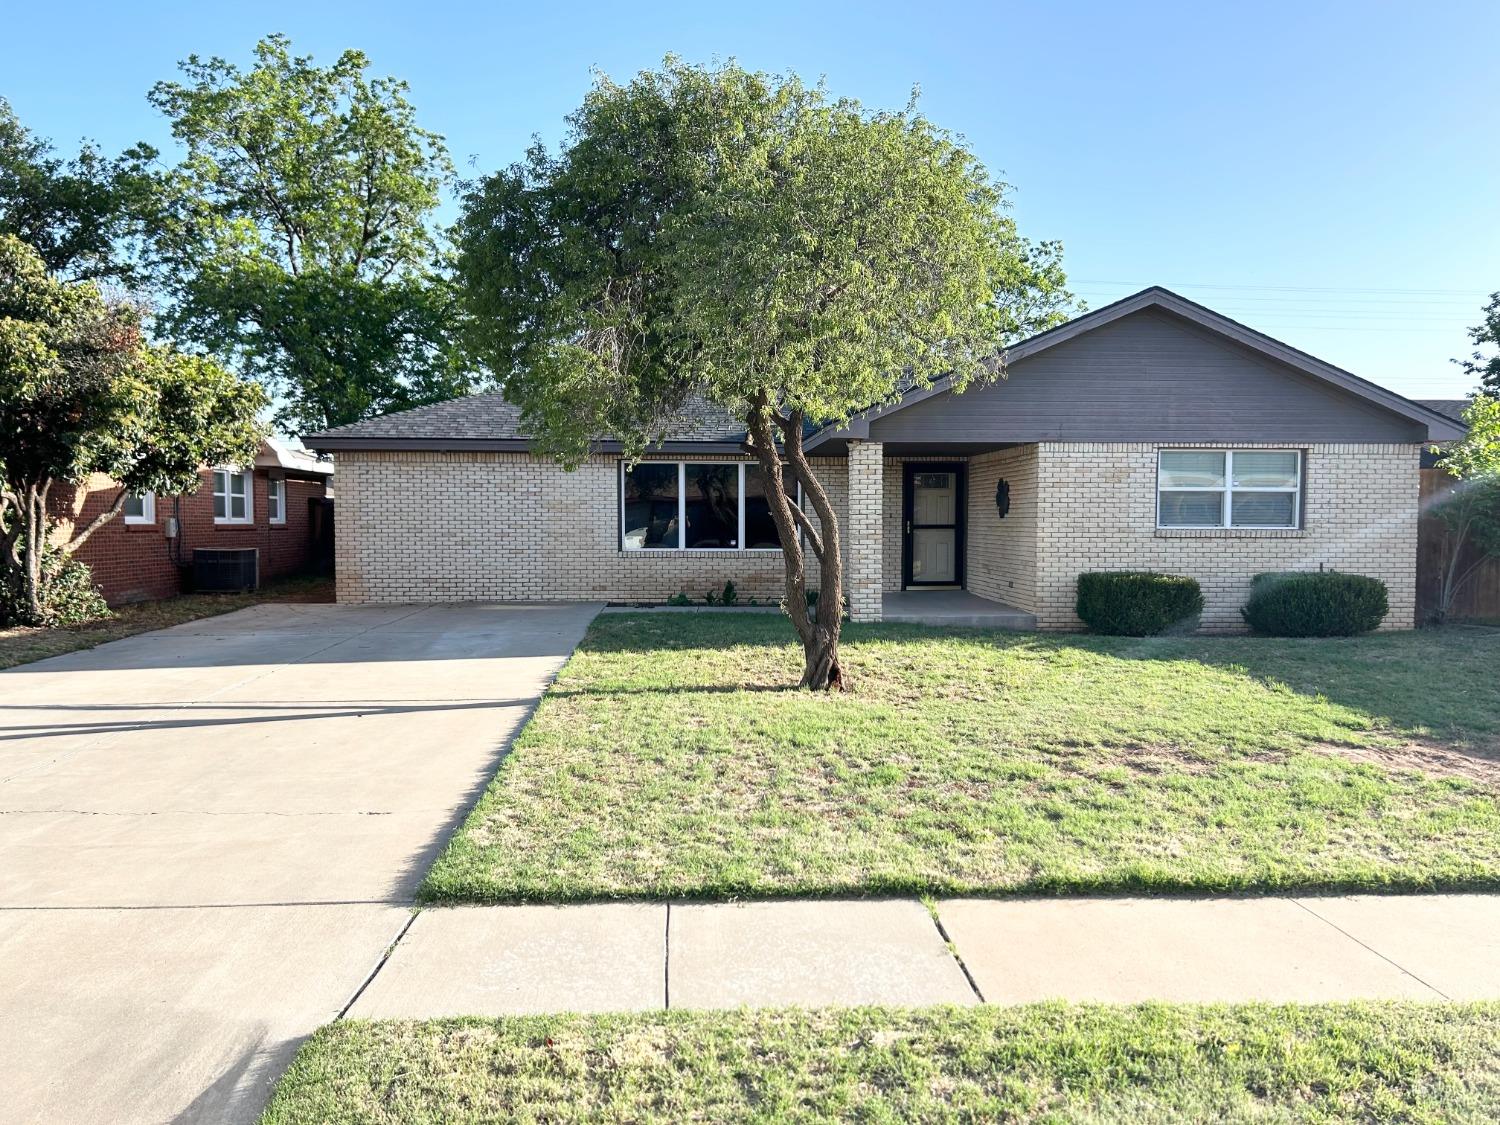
[1414,399,1472,424]
[304,393,750,449]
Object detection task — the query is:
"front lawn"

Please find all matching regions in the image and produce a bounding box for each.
[0,575,333,670]
[261,1003,1500,1123]
[424,614,1500,902]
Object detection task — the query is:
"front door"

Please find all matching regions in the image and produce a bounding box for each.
[902,462,965,587]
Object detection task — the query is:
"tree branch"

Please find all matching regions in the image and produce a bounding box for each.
[63,486,130,554]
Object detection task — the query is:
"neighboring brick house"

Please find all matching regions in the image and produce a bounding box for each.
[306,288,1463,631]
[50,439,333,606]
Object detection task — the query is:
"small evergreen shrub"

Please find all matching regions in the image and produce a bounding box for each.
[1241,571,1388,636]
[720,579,739,606]
[1076,571,1204,636]
[0,547,110,627]
[666,592,692,607]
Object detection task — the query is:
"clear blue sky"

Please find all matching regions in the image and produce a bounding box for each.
[5,0,1496,398]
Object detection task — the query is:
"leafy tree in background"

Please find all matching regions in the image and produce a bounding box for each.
[1458,292,1500,394]
[1430,394,1500,623]
[0,235,265,624]
[147,34,475,433]
[0,98,156,284]
[455,59,1071,689]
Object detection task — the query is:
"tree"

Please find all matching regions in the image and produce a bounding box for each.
[1430,394,1500,623]
[146,34,474,433]
[0,235,265,623]
[1457,292,1500,393]
[455,60,1071,689]
[0,98,156,284]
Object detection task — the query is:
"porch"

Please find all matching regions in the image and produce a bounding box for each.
[880,589,1037,629]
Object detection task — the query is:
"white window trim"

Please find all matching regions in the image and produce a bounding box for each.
[1156,449,1302,530]
[619,460,795,552]
[122,491,155,525]
[267,478,286,525]
[213,467,254,525]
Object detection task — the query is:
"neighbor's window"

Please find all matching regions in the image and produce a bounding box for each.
[122,492,155,525]
[621,461,792,550]
[267,478,286,524]
[213,468,253,524]
[1157,449,1301,529]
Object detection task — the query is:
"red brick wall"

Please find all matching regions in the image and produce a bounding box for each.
[49,469,329,605]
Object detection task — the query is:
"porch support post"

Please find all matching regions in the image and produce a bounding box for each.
[846,439,884,622]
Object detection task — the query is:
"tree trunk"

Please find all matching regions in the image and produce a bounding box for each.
[744,396,847,691]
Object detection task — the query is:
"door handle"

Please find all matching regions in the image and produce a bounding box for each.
[906,520,912,534]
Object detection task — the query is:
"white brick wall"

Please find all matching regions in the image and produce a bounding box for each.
[333,450,846,604]
[966,446,1039,613]
[846,441,884,621]
[1032,442,1420,632]
[333,442,1421,633]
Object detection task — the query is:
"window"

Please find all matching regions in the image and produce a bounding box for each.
[122,492,155,525]
[1157,449,1301,529]
[267,478,286,524]
[621,461,793,551]
[213,468,253,524]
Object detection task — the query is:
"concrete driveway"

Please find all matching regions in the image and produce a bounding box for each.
[0,601,600,1124]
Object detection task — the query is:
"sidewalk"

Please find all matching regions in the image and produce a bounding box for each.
[345,893,1500,1018]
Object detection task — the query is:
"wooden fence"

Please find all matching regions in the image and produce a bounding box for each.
[1417,467,1500,622]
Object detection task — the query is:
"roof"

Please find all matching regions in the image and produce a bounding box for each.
[304,393,751,452]
[255,437,333,476]
[1414,399,1472,425]
[805,287,1467,449]
[304,287,1468,454]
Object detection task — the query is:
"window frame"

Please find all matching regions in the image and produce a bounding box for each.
[619,460,797,552]
[213,467,254,525]
[1155,449,1302,530]
[267,478,286,525]
[122,491,156,525]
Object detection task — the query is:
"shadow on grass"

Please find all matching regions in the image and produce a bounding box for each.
[583,612,1500,751]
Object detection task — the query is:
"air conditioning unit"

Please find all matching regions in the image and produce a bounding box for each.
[193,548,259,593]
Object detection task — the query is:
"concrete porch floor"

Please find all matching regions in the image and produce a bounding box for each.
[881,589,1037,629]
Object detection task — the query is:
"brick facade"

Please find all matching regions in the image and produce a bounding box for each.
[49,468,327,606]
[331,442,1420,633]
[1030,442,1421,632]
[332,450,846,605]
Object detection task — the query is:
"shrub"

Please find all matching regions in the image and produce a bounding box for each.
[0,546,111,627]
[1076,571,1204,636]
[666,592,692,607]
[1241,571,1388,637]
[720,579,738,606]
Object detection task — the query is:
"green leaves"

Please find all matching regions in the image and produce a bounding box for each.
[456,58,1074,464]
[147,34,470,432]
[1458,292,1500,394]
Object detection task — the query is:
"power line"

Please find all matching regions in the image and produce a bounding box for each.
[1072,279,1492,297]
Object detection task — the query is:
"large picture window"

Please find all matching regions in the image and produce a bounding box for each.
[1157,449,1301,529]
[621,462,792,551]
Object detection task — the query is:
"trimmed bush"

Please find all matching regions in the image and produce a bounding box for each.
[1241,571,1388,637]
[1076,571,1204,636]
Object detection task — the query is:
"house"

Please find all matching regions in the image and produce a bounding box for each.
[50,438,334,605]
[305,288,1464,631]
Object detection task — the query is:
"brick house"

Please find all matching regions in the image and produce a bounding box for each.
[305,288,1463,631]
[50,438,333,606]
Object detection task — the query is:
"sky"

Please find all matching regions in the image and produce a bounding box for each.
[4,0,1497,399]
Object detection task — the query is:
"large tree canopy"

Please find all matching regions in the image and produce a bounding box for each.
[147,34,475,432]
[456,59,1071,687]
[0,234,265,623]
[0,98,155,284]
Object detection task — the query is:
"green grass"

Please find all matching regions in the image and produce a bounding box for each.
[261,1003,1500,1123]
[424,614,1500,902]
[0,575,333,670]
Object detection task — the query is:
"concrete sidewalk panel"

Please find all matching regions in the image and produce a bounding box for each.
[1294,893,1500,1000]
[938,896,1443,1003]
[668,899,976,1009]
[350,903,666,1017]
